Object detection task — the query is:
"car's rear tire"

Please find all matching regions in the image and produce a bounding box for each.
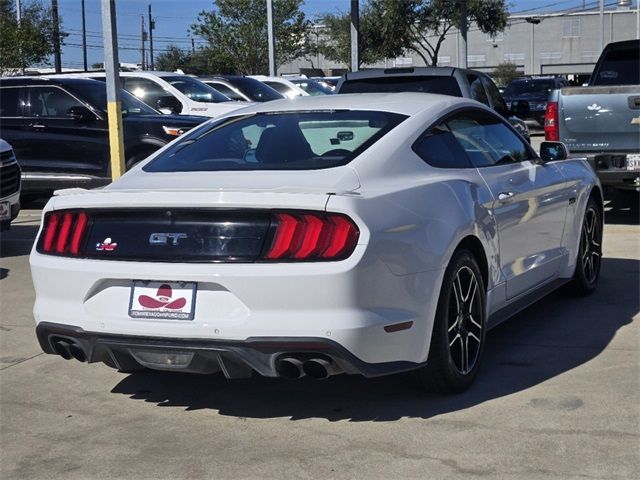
[413,249,487,394]
[568,198,603,296]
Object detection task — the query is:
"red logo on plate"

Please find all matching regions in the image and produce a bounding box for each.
[138,284,187,310]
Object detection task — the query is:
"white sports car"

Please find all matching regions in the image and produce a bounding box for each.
[30,93,603,393]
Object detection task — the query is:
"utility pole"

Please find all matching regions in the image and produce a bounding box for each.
[599,0,605,51]
[148,4,155,70]
[458,0,468,69]
[266,0,276,76]
[81,0,88,71]
[52,0,62,73]
[140,15,146,70]
[350,0,359,72]
[16,0,21,22]
[101,0,125,181]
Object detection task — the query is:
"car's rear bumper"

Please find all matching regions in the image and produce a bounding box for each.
[583,154,640,191]
[30,249,444,369]
[35,321,424,378]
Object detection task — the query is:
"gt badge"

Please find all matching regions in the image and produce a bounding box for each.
[96,237,118,251]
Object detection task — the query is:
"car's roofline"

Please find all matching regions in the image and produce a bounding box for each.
[215,92,478,117]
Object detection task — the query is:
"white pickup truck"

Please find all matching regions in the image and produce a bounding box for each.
[545,40,640,194]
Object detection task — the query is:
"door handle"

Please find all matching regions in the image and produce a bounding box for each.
[28,123,46,129]
[498,191,515,202]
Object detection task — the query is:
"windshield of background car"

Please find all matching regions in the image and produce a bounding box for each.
[339,76,462,96]
[144,110,407,172]
[504,80,555,96]
[292,80,333,96]
[592,46,640,85]
[163,76,231,103]
[227,77,283,102]
[66,81,159,115]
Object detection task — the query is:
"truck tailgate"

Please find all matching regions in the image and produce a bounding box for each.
[558,85,640,152]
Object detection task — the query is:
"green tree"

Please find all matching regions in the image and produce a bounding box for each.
[491,61,520,87]
[155,45,191,72]
[0,0,63,74]
[312,6,385,69]
[367,0,509,66]
[191,0,309,75]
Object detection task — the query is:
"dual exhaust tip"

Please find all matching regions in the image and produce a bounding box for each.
[276,357,340,380]
[52,340,86,363]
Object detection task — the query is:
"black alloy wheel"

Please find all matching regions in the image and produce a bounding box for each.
[447,266,483,375]
[580,206,602,285]
[414,249,487,393]
[569,198,603,296]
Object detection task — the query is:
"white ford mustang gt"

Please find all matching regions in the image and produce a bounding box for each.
[30,93,603,393]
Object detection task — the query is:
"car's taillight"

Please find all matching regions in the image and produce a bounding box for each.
[263,212,359,261]
[41,211,89,256]
[544,101,559,141]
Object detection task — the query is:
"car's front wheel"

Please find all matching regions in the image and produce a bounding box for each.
[414,249,487,393]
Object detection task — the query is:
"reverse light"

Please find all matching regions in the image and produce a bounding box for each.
[544,101,559,141]
[264,212,359,261]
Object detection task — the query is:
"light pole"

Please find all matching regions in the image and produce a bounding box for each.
[525,17,541,76]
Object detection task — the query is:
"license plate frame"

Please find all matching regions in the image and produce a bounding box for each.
[128,280,197,320]
[626,154,640,171]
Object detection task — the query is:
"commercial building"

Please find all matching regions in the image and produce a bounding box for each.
[281,4,639,79]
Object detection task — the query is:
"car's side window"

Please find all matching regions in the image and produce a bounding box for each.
[446,110,533,167]
[467,74,490,106]
[412,124,473,168]
[481,76,509,118]
[25,86,84,118]
[123,77,173,109]
[0,87,23,117]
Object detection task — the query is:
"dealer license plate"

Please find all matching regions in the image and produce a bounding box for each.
[0,201,10,221]
[627,154,640,171]
[128,281,197,320]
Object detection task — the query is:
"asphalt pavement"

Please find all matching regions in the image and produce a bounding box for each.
[0,194,638,480]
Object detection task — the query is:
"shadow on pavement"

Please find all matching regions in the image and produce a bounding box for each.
[0,225,39,258]
[111,257,639,421]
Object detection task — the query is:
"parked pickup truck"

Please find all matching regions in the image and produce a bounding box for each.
[545,39,640,193]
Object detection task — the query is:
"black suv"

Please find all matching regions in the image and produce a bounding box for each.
[336,67,530,142]
[0,77,208,194]
[503,77,567,126]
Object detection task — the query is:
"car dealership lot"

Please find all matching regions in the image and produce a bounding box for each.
[1,205,638,480]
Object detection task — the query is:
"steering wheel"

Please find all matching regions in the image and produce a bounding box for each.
[321,149,351,157]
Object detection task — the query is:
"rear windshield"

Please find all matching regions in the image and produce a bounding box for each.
[144,110,406,172]
[592,45,640,85]
[339,76,462,97]
[504,80,555,96]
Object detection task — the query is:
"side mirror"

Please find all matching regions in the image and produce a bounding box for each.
[539,141,569,162]
[66,106,95,122]
[511,100,530,117]
[156,95,182,114]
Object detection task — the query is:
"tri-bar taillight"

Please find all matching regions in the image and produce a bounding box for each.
[38,209,360,262]
[264,212,359,261]
[42,211,89,256]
